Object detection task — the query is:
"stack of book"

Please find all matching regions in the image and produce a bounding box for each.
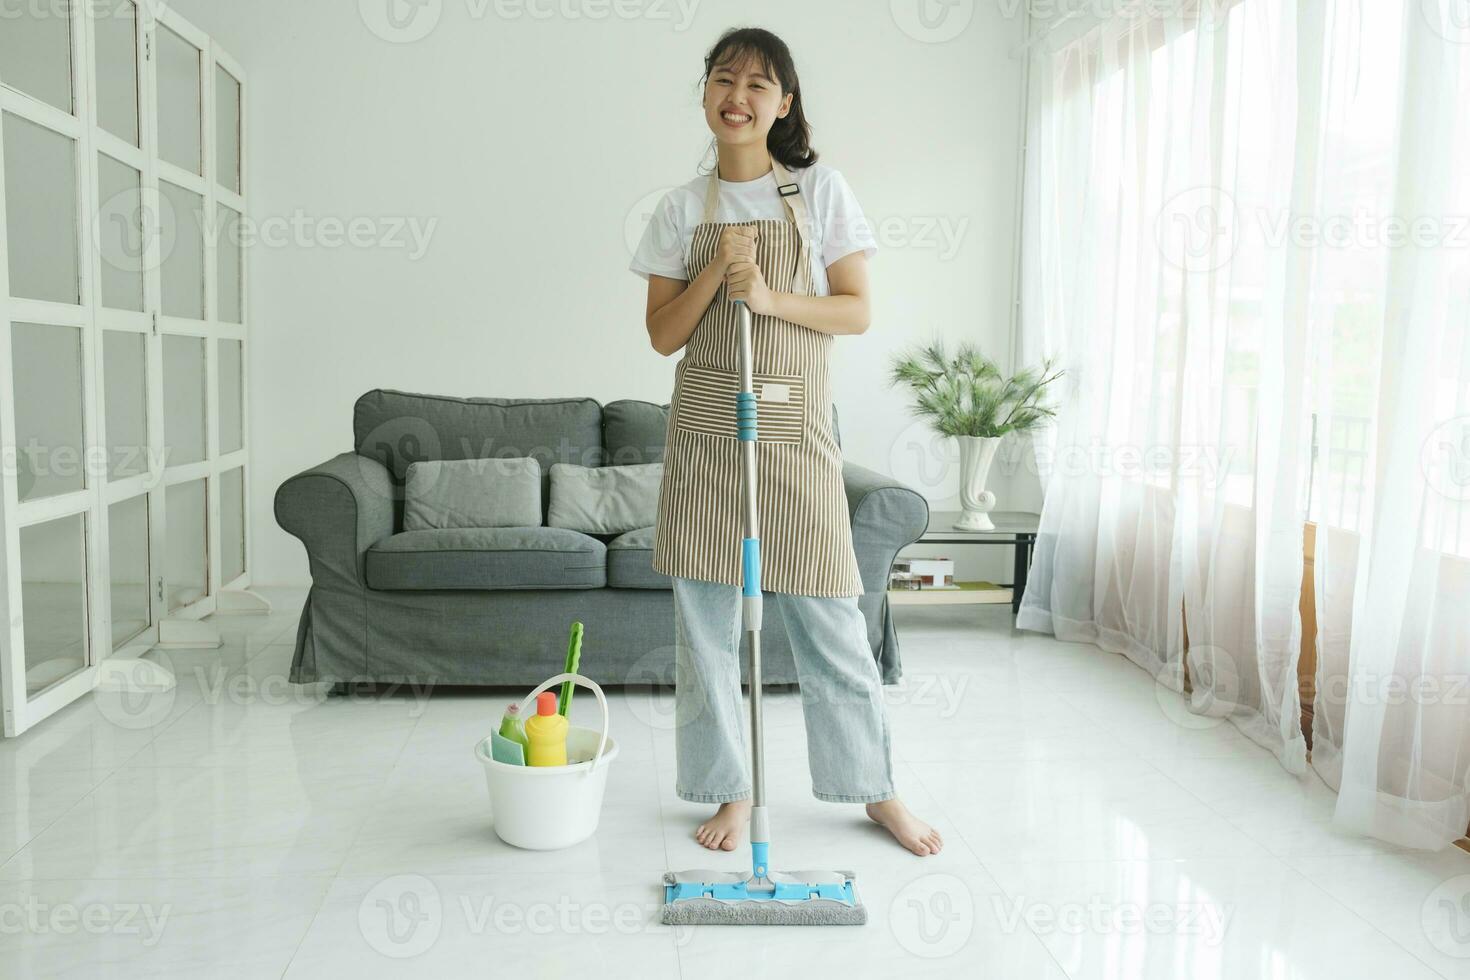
[889,557,958,591]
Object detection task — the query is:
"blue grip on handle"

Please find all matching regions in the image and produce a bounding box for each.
[736,391,757,441]
[742,537,761,596]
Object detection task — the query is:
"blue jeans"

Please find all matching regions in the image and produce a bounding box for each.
[671,575,897,804]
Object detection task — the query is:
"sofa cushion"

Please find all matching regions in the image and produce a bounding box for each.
[365,527,606,591]
[605,525,671,590]
[602,399,669,465]
[403,457,542,530]
[353,390,604,523]
[548,462,662,534]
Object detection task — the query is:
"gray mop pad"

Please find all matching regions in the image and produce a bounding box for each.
[660,871,867,926]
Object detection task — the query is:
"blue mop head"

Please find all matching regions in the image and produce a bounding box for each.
[660,870,867,926]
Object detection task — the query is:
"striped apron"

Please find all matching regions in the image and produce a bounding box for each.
[650,158,864,598]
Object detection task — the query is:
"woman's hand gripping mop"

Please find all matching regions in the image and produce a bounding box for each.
[660,299,866,927]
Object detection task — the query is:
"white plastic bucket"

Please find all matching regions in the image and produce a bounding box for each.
[473,673,619,850]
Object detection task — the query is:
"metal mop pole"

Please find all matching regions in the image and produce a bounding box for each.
[734,299,772,887]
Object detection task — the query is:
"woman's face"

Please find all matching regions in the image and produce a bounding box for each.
[703,53,792,150]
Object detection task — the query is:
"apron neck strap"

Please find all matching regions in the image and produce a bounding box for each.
[704,154,812,242]
[704,152,815,295]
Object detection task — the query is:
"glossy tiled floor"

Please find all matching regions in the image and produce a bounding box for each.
[2,589,1468,978]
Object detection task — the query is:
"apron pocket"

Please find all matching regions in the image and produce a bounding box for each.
[673,364,806,445]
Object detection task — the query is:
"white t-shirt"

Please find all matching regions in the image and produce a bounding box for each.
[628,161,877,297]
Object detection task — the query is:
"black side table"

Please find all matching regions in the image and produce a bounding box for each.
[888,511,1040,615]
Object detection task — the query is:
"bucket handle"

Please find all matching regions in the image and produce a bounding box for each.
[515,673,611,772]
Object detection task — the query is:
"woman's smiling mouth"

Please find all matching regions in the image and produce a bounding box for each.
[720,110,752,126]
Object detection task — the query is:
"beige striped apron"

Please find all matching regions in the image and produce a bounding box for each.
[650,158,863,598]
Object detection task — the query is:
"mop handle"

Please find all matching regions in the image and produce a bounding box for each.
[736,299,771,879]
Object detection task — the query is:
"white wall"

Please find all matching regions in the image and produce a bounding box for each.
[164,0,1030,586]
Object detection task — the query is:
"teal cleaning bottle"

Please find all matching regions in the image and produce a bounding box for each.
[498,703,529,750]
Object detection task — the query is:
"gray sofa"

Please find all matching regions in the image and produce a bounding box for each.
[274,389,929,689]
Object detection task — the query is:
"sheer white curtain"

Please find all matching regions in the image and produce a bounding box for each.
[1018,0,1470,849]
[1017,0,1312,773]
[1307,0,1470,850]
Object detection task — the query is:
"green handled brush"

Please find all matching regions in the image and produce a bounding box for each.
[558,622,583,716]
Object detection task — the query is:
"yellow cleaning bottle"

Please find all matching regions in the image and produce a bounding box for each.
[524,691,569,766]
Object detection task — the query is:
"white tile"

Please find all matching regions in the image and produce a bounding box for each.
[912,757,1276,863]
[284,872,680,979]
[0,876,329,979]
[983,857,1443,980]
[0,765,385,880]
[0,768,106,867]
[0,589,1452,977]
[1289,849,1470,977]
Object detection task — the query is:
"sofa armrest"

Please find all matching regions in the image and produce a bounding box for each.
[843,461,930,594]
[274,452,395,589]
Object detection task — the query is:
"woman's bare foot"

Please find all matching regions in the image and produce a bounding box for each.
[695,799,751,851]
[866,798,944,856]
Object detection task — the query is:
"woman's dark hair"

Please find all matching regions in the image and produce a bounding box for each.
[700,27,817,170]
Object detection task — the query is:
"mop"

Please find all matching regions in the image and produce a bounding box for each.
[660,299,867,927]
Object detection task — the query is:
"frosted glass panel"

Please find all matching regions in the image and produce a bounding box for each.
[217,204,242,323]
[160,180,204,319]
[20,514,89,699]
[104,331,149,479]
[165,479,207,610]
[96,154,145,312]
[216,66,241,193]
[0,0,73,114]
[155,25,201,175]
[11,323,85,502]
[221,466,244,584]
[3,113,80,305]
[218,339,243,454]
[108,494,150,648]
[163,335,206,466]
[94,0,139,145]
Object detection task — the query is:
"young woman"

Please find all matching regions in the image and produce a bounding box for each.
[628,27,942,857]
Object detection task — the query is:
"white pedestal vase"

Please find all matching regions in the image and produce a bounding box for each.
[954,436,1002,531]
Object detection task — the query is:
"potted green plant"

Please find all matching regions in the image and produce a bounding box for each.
[888,341,1063,531]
